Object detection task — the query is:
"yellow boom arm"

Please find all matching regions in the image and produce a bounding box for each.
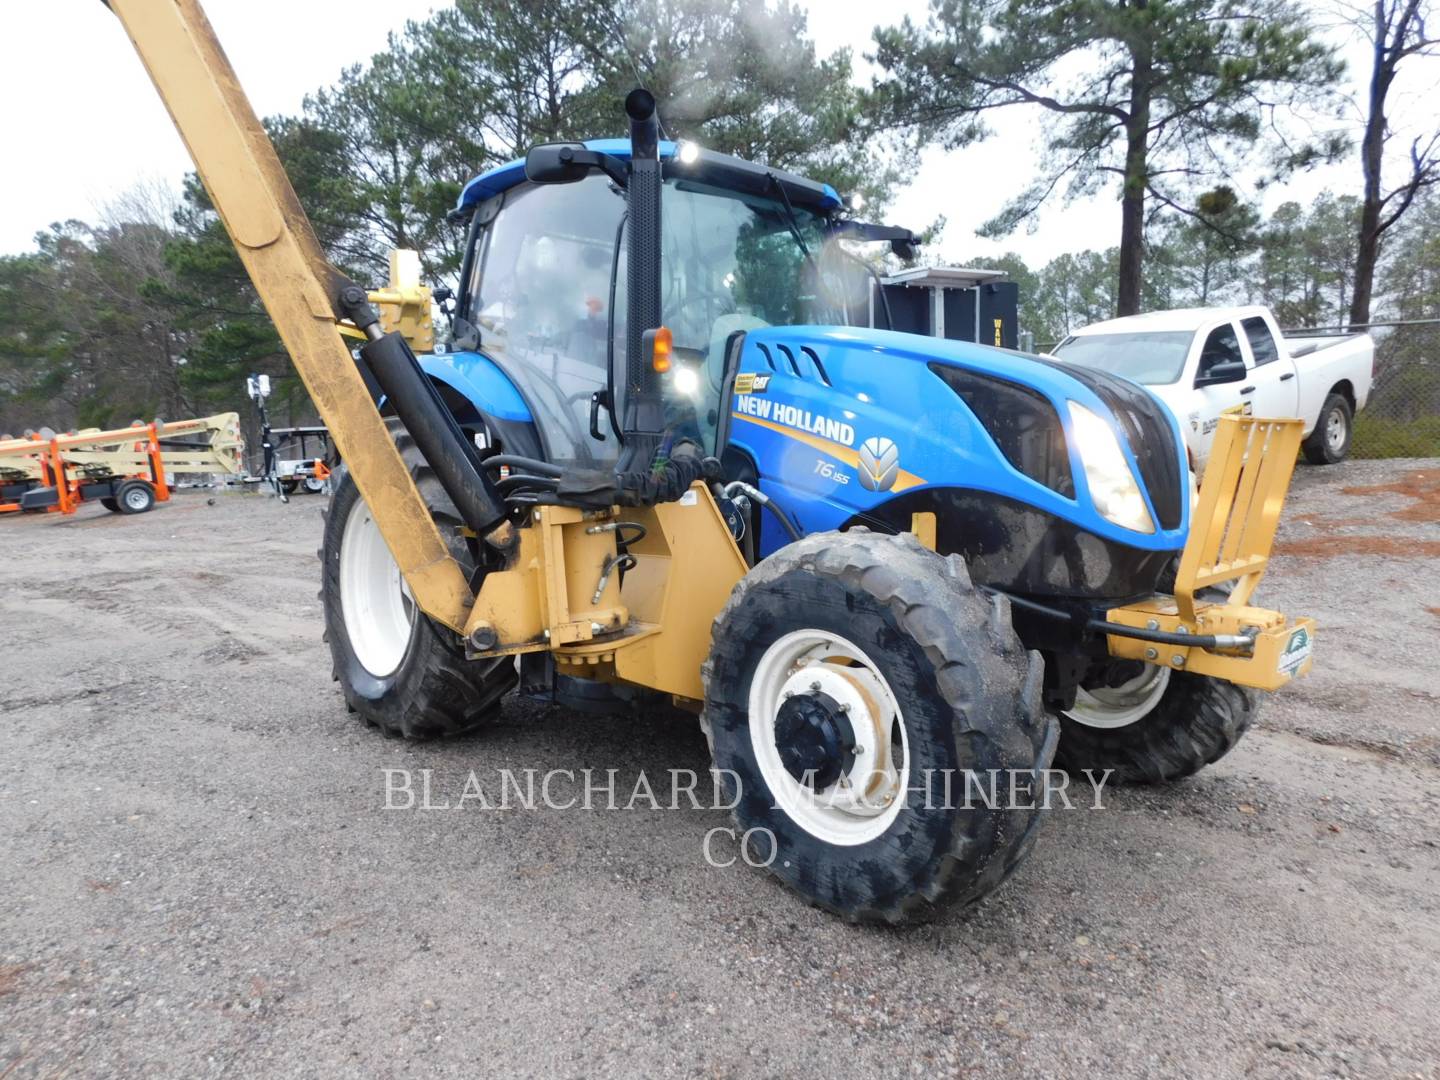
[103,0,471,631]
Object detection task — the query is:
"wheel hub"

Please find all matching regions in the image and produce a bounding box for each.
[748,631,910,846]
[773,691,856,789]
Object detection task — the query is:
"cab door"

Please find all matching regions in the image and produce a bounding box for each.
[1238,315,1300,421]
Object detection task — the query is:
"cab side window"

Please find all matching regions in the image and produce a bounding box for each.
[1240,316,1280,366]
[1197,323,1243,378]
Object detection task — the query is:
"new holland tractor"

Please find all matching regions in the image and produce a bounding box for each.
[104,0,1315,923]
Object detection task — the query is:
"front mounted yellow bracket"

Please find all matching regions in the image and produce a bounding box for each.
[1105,415,1315,692]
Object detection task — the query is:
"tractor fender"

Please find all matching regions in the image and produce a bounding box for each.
[417,351,543,460]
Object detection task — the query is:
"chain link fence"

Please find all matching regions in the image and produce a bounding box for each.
[1345,320,1440,459]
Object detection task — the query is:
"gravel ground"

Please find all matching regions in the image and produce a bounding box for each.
[1,459,1437,1079]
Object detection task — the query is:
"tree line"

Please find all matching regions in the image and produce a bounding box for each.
[0,0,1435,439]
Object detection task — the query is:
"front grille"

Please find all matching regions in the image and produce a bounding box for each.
[1037,361,1184,530]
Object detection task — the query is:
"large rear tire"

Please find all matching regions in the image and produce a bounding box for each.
[320,418,515,738]
[702,530,1057,924]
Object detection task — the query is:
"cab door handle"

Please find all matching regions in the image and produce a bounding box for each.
[1241,386,1256,395]
[1279,372,1295,381]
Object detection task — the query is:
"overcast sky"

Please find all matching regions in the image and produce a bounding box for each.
[3,1,1436,268]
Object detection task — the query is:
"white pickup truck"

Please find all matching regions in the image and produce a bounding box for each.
[1051,305,1374,468]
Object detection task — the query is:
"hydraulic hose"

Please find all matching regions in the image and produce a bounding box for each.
[483,455,563,478]
[723,480,802,543]
[992,588,1256,653]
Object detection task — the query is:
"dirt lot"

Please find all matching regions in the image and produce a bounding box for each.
[2,459,1437,1079]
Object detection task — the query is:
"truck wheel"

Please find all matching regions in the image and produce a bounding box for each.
[100,497,120,512]
[1302,392,1352,465]
[702,530,1057,924]
[1055,665,1257,784]
[320,418,515,738]
[114,480,156,514]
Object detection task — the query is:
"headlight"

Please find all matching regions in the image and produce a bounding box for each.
[671,364,700,396]
[1066,401,1155,534]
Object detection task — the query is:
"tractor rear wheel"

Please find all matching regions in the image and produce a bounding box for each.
[320,418,515,739]
[702,530,1057,924]
[1055,666,1257,784]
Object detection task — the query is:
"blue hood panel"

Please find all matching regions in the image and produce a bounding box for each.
[725,326,1189,553]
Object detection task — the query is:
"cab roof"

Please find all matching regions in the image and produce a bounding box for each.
[456,138,843,215]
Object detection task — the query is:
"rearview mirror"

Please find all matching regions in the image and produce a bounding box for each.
[1195,359,1247,387]
[524,142,629,188]
[525,142,593,185]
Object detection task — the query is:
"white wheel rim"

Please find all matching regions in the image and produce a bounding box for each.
[124,486,150,511]
[339,500,415,678]
[1326,408,1346,450]
[748,629,909,846]
[1065,665,1171,729]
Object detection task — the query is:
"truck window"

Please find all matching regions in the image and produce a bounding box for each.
[1197,324,1243,378]
[1240,316,1280,367]
[1050,330,1192,385]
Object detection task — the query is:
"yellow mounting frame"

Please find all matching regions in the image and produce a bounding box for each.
[1105,416,1315,691]
[464,484,750,703]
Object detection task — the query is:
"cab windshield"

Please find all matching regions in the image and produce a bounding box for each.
[465,170,844,464]
[620,179,840,452]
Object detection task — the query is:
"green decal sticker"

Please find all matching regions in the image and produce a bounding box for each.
[1277,626,1312,676]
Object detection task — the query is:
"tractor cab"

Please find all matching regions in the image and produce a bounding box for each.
[447,140,895,468]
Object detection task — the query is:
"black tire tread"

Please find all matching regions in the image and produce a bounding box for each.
[1054,671,1256,785]
[321,418,515,740]
[701,529,1057,925]
[1302,391,1352,465]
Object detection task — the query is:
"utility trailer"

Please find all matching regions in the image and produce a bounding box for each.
[0,413,243,516]
[271,427,333,494]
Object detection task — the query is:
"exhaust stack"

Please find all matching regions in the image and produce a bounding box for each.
[618,89,664,467]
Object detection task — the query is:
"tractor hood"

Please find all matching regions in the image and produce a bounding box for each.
[726,325,1189,559]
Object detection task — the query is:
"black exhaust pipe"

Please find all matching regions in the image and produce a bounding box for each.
[341,286,508,539]
[617,88,664,472]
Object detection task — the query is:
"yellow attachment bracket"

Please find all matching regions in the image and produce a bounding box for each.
[337,250,435,353]
[1105,415,1315,692]
[1174,414,1305,622]
[465,484,750,703]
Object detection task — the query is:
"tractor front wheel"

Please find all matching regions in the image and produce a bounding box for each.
[1055,665,1257,784]
[320,418,515,738]
[702,530,1056,924]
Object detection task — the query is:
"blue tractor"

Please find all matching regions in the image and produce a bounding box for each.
[321,92,1307,921]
